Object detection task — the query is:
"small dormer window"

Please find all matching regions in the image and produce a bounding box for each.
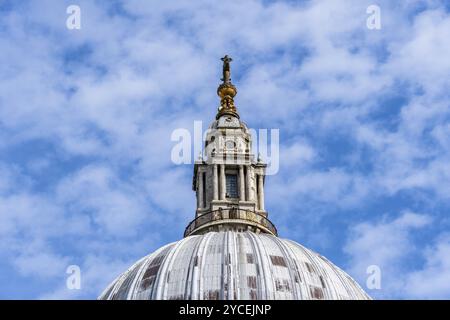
[226,174,238,198]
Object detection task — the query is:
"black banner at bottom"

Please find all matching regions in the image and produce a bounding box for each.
[0,300,446,319]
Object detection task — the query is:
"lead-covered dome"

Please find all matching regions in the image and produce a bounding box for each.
[99,231,370,300]
[99,56,370,300]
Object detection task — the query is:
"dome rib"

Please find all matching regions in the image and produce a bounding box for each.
[272,235,302,299]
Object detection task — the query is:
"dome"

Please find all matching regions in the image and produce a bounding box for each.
[98,56,371,300]
[99,231,370,300]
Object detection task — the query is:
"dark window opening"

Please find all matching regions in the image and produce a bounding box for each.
[139,250,168,291]
[256,174,260,208]
[270,255,287,267]
[202,172,206,207]
[205,290,220,300]
[275,279,291,292]
[112,264,141,300]
[305,262,314,273]
[319,275,326,288]
[310,286,324,299]
[247,276,257,289]
[226,174,238,198]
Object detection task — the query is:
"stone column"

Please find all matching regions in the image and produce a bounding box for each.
[213,164,218,200]
[246,165,252,201]
[239,165,245,201]
[196,171,200,208]
[258,174,265,211]
[198,171,204,209]
[220,164,226,200]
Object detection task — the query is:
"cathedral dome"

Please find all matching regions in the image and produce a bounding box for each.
[98,56,370,300]
[99,231,370,300]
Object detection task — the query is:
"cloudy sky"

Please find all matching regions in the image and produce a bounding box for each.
[0,0,450,299]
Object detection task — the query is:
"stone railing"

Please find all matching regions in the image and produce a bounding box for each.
[184,208,277,237]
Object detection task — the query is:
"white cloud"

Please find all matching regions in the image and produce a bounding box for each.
[344,212,434,298]
[404,235,450,299]
[0,0,449,299]
[56,165,149,236]
[38,254,134,299]
[279,141,316,169]
[14,251,69,279]
[0,162,164,295]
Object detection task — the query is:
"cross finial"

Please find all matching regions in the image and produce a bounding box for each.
[216,55,238,119]
[221,55,232,83]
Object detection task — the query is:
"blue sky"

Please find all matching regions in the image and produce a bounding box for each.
[0,0,450,299]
